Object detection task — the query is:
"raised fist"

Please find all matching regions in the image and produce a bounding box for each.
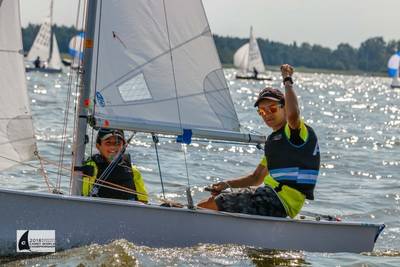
[280,64,294,78]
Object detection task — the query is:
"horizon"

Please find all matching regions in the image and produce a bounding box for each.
[20,0,400,49]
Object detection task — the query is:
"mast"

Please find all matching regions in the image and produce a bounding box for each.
[48,0,54,63]
[70,0,98,195]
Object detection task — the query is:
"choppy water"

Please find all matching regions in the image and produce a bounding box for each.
[1,69,400,266]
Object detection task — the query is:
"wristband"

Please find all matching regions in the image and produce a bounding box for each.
[283,76,293,85]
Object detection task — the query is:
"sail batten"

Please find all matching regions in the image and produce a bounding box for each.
[0,0,37,170]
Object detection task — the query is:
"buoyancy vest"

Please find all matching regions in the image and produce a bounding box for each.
[263,121,320,218]
[82,154,148,202]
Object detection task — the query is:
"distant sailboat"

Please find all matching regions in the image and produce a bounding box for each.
[25,0,62,73]
[387,51,400,88]
[234,26,271,81]
[62,32,85,69]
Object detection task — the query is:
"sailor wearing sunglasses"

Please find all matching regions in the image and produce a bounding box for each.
[198,64,320,219]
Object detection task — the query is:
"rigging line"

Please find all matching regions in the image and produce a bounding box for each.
[78,176,149,198]
[0,116,33,120]
[0,49,21,53]
[91,0,103,121]
[69,0,85,192]
[89,133,135,196]
[162,0,193,208]
[57,47,77,191]
[0,136,35,146]
[152,134,165,199]
[0,153,68,181]
[35,152,54,192]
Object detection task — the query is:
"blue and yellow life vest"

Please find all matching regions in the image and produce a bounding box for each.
[82,154,148,202]
[261,120,320,218]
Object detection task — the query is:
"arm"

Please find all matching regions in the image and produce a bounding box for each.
[211,163,268,193]
[281,64,301,129]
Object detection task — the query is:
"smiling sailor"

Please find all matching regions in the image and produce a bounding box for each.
[81,128,148,203]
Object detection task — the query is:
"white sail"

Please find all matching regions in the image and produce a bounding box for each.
[68,32,84,68]
[247,27,265,73]
[90,0,241,137]
[0,0,36,170]
[233,26,265,74]
[26,0,61,70]
[26,17,52,63]
[233,43,249,71]
[48,34,62,70]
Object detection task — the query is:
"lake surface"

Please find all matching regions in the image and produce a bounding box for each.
[1,68,400,266]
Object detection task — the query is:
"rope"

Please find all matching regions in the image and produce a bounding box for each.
[58,0,87,192]
[162,0,194,208]
[152,134,166,199]
[35,152,54,192]
[88,133,135,196]
[69,0,87,192]
[80,175,149,198]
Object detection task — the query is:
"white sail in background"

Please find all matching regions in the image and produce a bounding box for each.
[68,32,84,68]
[233,26,265,73]
[247,27,265,73]
[48,34,62,69]
[90,0,241,137]
[0,0,37,170]
[26,17,52,62]
[26,0,62,70]
[233,43,249,72]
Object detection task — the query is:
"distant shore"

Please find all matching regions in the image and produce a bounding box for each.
[223,64,387,77]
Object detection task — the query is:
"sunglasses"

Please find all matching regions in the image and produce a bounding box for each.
[257,104,282,116]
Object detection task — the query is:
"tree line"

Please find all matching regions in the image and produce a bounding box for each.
[23,24,399,73]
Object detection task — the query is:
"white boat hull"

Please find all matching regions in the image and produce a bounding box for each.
[236,73,272,81]
[0,188,384,255]
[25,67,62,74]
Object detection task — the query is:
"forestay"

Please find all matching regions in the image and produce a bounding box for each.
[0,0,36,170]
[89,0,256,142]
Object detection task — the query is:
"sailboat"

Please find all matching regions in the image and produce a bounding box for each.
[233,26,271,81]
[0,0,384,255]
[387,51,400,88]
[61,32,85,68]
[25,0,62,73]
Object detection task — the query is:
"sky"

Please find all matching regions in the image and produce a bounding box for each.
[20,0,400,49]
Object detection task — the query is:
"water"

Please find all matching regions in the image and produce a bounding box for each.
[1,69,400,266]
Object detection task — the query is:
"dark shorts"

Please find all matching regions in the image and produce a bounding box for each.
[215,186,287,217]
